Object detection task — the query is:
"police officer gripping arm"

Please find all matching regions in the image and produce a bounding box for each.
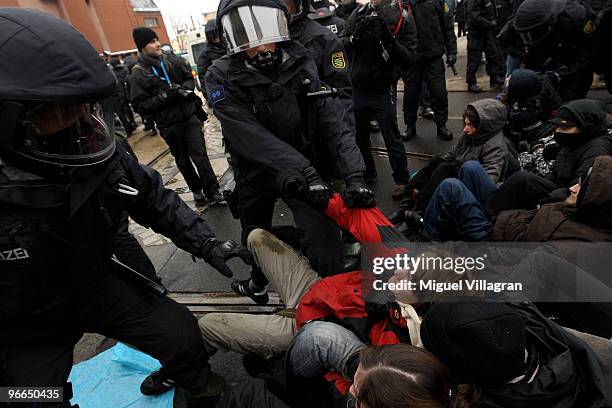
[0,9,249,407]
[205,0,372,304]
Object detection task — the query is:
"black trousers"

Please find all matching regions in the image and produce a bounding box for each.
[0,273,211,405]
[354,87,410,184]
[402,57,449,127]
[486,171,559,215]
[161,116,220,197]
[236,177,344,286]
[466,30,501,84]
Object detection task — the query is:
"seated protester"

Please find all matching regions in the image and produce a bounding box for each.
[421,155,612,242]
[142,192,406,396]
[388,98,518,225]
[217,345,462,408]
[487,98,612,214]
[421,302,612,407]
[506,69,562,178]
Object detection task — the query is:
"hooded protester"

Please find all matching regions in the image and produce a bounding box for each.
[422,302,612,408]
[487,98,612,214]
[196,19,227,93]
[388,99,518,225]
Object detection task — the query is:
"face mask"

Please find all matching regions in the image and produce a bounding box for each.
[553,131,583,148]
[248,48,282,75]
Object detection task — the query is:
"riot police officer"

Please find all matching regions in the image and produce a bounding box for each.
[0,8,250,408]
[514,0,601,101]
[284,0,354,122]
[197,19,227,93]
[308,0,348,36]
[401,0,458,140]
[465,0,504,92]
[205,0,373,303]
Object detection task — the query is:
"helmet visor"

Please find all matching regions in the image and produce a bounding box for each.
[18,101,115,167]
[221,6,290,54]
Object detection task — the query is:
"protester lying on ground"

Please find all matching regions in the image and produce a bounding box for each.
[388,98,518,227]
[284,246,474,407]
[216,345,464,408]
[141,192,405,397]
[487,98,612,214]
[421,301,612,407]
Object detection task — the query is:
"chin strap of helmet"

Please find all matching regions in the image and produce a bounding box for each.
[247,47,283,76]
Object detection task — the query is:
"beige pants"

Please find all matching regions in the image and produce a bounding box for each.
[198,229,321,358]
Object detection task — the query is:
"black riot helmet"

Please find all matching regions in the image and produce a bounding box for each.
[514,0,568,46]
[205,19,220,44]
[0,8,117,173]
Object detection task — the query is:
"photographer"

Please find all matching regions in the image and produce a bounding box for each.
[344,0,418,199]
[130,27,224,204]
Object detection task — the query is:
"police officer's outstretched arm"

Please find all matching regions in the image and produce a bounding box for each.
[119,147,249,277]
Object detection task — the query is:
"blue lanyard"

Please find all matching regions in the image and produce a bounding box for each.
[151,60,171,84]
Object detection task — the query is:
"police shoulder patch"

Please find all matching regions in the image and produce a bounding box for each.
[209,85,225,105]
[331,51,346,70]
[444,2,449,13]
[583,19,596,34]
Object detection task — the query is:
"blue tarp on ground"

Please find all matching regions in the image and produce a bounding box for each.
[69,343,173,407]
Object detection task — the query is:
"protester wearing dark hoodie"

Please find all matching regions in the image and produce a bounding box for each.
[487,98,612,214]
[421,302,612,408]
[388,98,517,225]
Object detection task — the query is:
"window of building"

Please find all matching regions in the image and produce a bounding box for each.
[144,17,159,27]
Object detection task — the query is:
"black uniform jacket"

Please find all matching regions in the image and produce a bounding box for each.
[129,53,197,129]
[344,3,418,91]
[408,0,458,59]
[197,43,227,91]
[205,41,364,185]
[0,146,216,347]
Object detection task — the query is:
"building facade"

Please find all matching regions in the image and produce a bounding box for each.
[0,0,171,54]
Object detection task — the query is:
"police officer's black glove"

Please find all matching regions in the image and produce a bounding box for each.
[200,239,253,278]
[342,177,377,208]
[371,16,394,47]
[446,53,457,67]
[303,166,333,210]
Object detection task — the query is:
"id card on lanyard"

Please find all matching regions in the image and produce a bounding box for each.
[151,60,172,85]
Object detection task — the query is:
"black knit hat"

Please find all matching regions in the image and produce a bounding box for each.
[132,27,158,51]
[421,302,526,387]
